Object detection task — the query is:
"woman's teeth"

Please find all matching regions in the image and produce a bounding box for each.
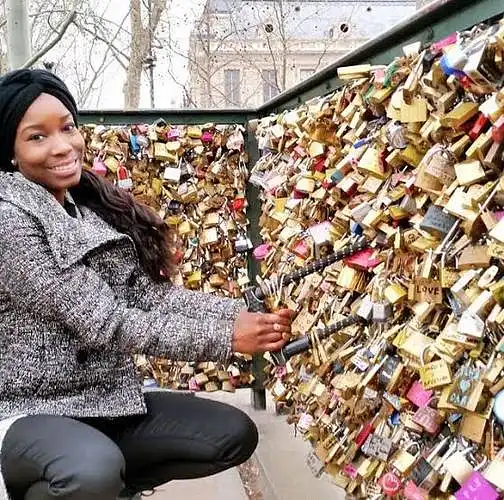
[50,159,76,171]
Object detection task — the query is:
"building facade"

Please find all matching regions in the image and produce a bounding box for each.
[187,0,416,108]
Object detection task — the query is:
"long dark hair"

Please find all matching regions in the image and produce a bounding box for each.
[70,170,176,282]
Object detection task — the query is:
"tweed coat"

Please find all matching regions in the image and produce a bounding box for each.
[0,171,244,499]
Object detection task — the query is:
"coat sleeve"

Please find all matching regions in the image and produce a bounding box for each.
[0,205,234,363]
[130,269,246,321]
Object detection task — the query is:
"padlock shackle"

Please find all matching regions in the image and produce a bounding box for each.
[269,314,365,365]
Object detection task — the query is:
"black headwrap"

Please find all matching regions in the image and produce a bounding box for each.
[0,69,78,171]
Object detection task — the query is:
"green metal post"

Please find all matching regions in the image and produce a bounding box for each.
[245,120,267,410]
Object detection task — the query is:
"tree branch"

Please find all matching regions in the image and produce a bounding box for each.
[21,6,77,68]
[75,21,129,69]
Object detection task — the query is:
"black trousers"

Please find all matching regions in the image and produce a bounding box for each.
[1,391,258,500]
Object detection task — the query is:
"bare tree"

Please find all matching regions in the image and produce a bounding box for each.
[0,0,171,109]
[123,0,166,109]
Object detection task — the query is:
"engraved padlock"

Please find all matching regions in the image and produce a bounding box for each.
[235,233,253,253]
[455,471,499,500]
[412,395,444,435]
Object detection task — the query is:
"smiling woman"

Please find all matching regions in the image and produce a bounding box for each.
[13,94,84,204]
[0,68,294,500]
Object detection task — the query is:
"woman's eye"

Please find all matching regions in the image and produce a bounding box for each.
[63,123,76,132]
[29,134,44,141]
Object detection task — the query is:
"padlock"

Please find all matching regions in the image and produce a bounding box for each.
[361,431,393,461]
[235,234,253,253]
[412,396,444,435]
[92,153,107,176]
[391,442,421,475]
[372,301,392,323]
[444,450,474,485]
[406,381,433,408]
[455,471,499,500]
[116,164,133,190]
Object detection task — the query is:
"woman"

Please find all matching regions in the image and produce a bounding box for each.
[0,69,293,500]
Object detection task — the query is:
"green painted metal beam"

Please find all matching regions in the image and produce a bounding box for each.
[78,108,257,125]
[258,0,504,115]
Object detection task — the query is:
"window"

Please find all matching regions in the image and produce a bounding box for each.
[224,69,241,107]
[300,69,315,81]
[262,69,279,103]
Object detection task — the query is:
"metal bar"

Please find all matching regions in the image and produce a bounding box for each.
[78,109,257,126]
[245,122,267,410]
[257,0,504,114]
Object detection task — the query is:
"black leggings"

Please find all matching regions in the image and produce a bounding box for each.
[1,391,258,499]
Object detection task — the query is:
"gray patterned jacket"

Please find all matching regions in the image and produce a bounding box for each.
[0,171,244,420]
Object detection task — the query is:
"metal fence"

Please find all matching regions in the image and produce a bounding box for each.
[78,0,504,409]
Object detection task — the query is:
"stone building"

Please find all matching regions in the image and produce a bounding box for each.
[187,0,416,108]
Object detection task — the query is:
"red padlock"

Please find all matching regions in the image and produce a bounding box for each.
[116,164,133,190]
[492,116,504,144]
[312,156,326,173]
[469,113,490,141]
[355,416,378,449]
[232,197,246,211]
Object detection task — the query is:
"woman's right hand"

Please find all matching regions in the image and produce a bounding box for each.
[231,308,295,354]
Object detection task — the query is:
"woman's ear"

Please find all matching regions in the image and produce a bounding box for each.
[11,159,17,167]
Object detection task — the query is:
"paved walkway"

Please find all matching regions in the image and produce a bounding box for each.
[144,390,345,500]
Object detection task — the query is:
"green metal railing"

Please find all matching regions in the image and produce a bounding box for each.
[78,0,504,409]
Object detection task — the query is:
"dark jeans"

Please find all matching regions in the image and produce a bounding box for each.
[1,391,258,500]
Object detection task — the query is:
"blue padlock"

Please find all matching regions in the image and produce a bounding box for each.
[350,221,363,235]
[130,134,140,154]
[330,170,344,183]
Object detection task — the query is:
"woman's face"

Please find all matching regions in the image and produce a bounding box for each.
[13,93,84,204]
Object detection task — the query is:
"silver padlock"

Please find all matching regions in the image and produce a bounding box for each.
[235,234,253,253]
[357,295,373,321]
[372,301,392,323]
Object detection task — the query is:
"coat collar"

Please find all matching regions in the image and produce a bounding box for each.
[0,171,130,269]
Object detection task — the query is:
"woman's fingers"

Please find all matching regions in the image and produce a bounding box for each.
[260,331,285,344]
[259,312,292,326]
[260,322,290,336]
[277,308,296,319]
[263,339,287,352]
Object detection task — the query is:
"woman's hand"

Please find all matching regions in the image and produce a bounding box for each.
[231,308,295,354]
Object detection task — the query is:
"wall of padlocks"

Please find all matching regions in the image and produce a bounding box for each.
[80,122,254,392]
[249,17,504,499]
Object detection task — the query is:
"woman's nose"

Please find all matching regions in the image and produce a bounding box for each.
[51,133,73,155]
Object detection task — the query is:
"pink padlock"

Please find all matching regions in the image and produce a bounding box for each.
[345,248,381,271]
[166,127,180,141]
[403,480,428,500]
[407,380,433,408]
[188,377,201,392]
[91,154,107,177]
[201,131,214,143]
[455,471,499,500]
[252,243,272,261]
[343,464,358,480]
[293,239,310,259]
